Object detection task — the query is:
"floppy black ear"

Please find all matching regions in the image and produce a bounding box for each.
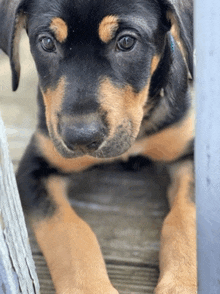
[9,0,27,91]
[159,0,194,77]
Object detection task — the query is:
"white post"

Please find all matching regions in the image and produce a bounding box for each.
[195,0,220,292]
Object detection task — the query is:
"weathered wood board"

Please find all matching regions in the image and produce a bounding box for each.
[0,116,40,294]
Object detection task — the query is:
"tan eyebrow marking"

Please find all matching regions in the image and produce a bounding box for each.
[98,15,119,43]
[50,17,68,43]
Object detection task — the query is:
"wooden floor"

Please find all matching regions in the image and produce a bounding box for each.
[0,34,169,294]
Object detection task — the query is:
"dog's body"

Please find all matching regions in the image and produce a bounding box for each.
[0,0,196,293]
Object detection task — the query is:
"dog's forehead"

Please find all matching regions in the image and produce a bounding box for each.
[48,0,158,17]
[29,0,159,38]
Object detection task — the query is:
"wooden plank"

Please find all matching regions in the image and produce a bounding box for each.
[107,263,158,294]
[0,115,40,294]
[68,162,169,265]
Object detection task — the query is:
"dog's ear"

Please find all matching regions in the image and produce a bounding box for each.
[159,0,194,77]
[9,0,28,91]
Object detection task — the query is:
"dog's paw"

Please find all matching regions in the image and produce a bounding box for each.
[154,278,197,294]
[89,286,120,294]
[155,285,197,294]
[65,287,119,294]
[104,288,119,294]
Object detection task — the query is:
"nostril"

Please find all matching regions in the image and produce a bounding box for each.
[86,128,106,150]
[87,140,101,150]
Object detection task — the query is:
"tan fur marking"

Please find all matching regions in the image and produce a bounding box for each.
[155,161,197,293]
[99,78,150,140]
[50,17,68,43]
[150,55,160,75]
[98,15,119,43]
[137,106,195,161]
[36,132,106,173]
[99,55,159,140]
[32,176,118,294]
[167,161,194,207]
[41,77,66,138]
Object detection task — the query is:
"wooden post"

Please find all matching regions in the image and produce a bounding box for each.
[195,0,220,292]
[0,113,40,293]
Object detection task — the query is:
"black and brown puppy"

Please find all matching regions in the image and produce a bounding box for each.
[0,0,196,293]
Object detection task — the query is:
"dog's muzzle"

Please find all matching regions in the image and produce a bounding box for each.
[51,115,135,159]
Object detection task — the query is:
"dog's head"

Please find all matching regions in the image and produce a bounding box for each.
[10,0,193,158]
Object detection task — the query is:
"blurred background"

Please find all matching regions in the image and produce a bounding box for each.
[0,32,37,164]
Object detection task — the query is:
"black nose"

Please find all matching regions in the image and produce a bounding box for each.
[60,119,107,151]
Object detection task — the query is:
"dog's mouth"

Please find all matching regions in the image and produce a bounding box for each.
[49,120,135,159]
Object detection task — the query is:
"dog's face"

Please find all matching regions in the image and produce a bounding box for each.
[11,0,192,159]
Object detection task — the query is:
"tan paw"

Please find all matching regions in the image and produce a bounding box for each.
[155,278,197,294]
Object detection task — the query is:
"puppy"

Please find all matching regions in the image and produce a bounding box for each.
[0,0,196,293]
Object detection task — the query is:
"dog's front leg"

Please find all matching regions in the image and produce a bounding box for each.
[33,176,118,294]
[155,160,197,294]
[17,134,118,294]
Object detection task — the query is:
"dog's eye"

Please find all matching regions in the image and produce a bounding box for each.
[40,37,56,52]
[117,36,136,51]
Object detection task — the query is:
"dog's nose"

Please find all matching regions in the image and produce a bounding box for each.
[60,119,107,151]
